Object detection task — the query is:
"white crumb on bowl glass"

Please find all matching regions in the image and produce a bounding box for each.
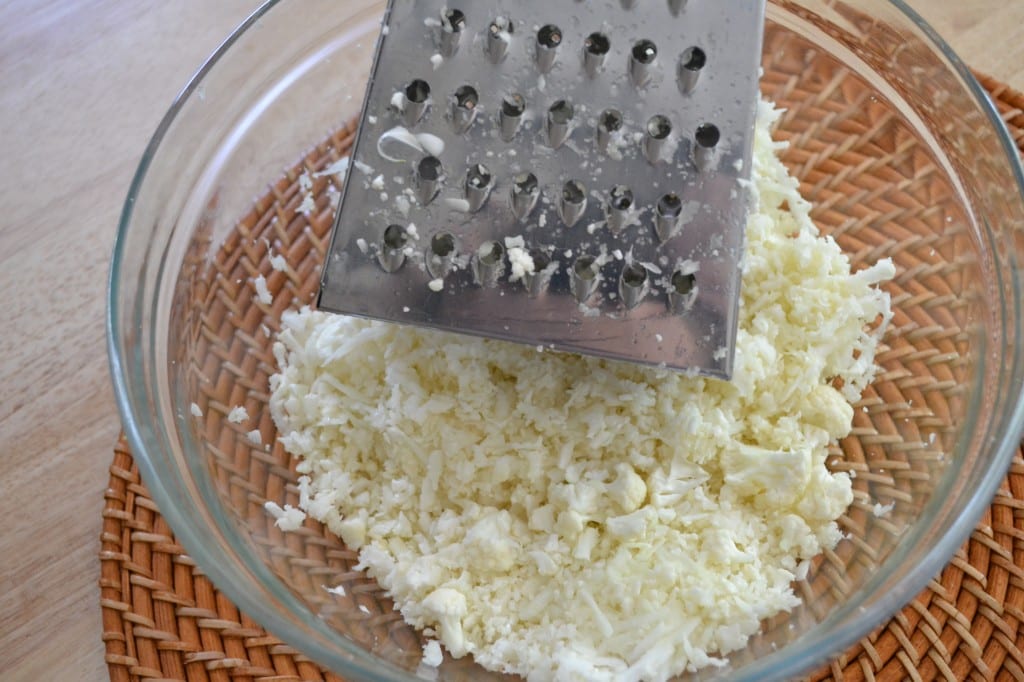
[269,253,287,272]
[227,405,249,424]
[422,640,444,668]
[430,53,443,70]
[253,275,273,305]
[297,194,315,215]
[263,501,306,532]
[428,278,445,292]
[872,501,895,518]
[266,99,896,681]
[325,583,347,597]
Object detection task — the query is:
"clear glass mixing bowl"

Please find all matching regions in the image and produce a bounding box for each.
[108,1,1024,679]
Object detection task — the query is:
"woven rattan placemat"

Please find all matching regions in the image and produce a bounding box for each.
[100,74,1024,681]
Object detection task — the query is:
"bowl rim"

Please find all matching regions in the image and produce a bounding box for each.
[107,1,1024,680]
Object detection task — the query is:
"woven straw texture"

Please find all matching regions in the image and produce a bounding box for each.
[101,68,1024,682]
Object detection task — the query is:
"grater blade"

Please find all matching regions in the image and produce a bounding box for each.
[317,0,766,379]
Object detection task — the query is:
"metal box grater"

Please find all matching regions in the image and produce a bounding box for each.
[317,0,765,378]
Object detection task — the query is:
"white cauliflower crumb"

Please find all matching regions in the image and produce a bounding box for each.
[269,253,287,272]
[325,583,347,597]
[298,193,316,215]
[314,157,349,181]
[189,402,203,418]
[430,53,443,70]
[428,278,444,292]
[253,275,273,305]
[422,640,444,667]
[227,405,249,424]
[264,501,306,531]
[872,502,895,517]
[246,430,263,445]
[268,99,894,682]
[507,248,535,283]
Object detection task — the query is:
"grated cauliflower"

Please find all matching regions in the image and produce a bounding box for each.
[268,101,894,681]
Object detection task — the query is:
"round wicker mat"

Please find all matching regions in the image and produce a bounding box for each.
[101,75,1024,681]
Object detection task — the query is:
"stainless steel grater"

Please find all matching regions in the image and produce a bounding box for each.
[317,0,765,378]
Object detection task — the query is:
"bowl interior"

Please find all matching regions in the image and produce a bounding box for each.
[110,1,1024,680]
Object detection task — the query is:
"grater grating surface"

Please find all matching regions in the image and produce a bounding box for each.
[318,0,765,378]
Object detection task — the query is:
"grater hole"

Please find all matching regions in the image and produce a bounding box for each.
[441,8,465,33]
[529,249,551,271]
[695,123,720,149]
[681,46,706,71]
[467,164,492,189]
[514,172,539,195]
[455,85,478,109]
[549,100,574,124]
[647,115,672,140]
[418,156,443,181]
[489,15,514,36]
[502,93,526,117]
[406,80,431,104]
[479,240,505,265]
[610,185,634,210]
[622,263,648,288]
[431,232,456,258]
[574,255,598,279]
[632,40,657,65]
[657,193,683,218]
[538,24,562,48]
[562,180,586,205]
[599,108,623,132]
[585,32,610,56]
[672,270,696,295]
[383,224,408,250]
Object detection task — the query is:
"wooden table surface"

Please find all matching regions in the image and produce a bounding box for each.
[1,1,1021,680]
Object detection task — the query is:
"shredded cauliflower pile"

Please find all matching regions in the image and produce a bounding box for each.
[268,101,895,681]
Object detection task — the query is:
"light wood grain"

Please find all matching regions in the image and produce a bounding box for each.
[0,2,1019,680]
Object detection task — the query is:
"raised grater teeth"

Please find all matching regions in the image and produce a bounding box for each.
[677,46,706,94]
[426,232,457,279]
[449,84,478,134]
[535,24,562,73]
[510,172,541,221]
[620,262,651,310]
[583,31,611,77]
[655,192,683,241]
[318,0,767,378]
[499,93,526,142]
[438,8,466,57]
[558,179,587,227]
[692,122,720,172]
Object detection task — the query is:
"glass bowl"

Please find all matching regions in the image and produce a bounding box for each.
[108,1,1024,679]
